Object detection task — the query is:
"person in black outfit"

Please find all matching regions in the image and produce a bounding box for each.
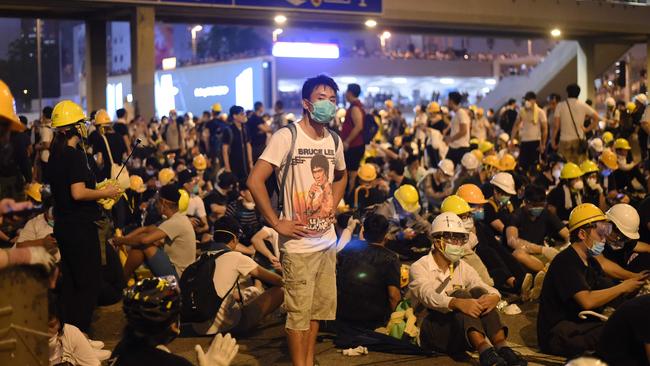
[246,101,270,162]
[596,295,650,366]
[88,115,127,182]
[222,105,253,186]
[499,99,518,136]
[47,101,122,332]
[336,214,401,330]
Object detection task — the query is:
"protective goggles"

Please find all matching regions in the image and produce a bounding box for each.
[434,232,469,245]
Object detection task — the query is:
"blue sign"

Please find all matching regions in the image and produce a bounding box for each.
[235,0,382,13]
[160,0,231,4]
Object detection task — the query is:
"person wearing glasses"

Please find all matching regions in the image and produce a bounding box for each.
[407,212,527,366]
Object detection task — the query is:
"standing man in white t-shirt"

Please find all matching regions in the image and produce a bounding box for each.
[511,91,548,171]
[551,83,599,163]
[444,91,471,165]
[247,74,347,366]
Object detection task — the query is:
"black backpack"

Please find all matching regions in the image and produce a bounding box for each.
[362,113,379,145]
[179,249,241,323]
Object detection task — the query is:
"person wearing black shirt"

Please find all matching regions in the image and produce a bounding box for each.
[603,203,650,274]
[336,214,401,330]
[47,101,122,332]
[498,99,518,135]
[246,101,271,162]
[482,173,517,237]
[88,116,128,182]
[596,295,650,366]
[537,203,645,358]
[386,159,416,196]
[223,105,253,186]
[547,163,584,222]
[204,171,239,225]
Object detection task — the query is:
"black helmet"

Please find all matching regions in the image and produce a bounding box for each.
[123,277,180,333]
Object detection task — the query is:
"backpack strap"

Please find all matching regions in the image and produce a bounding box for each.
[277,123,297,214]
[328,127,340,152]
[206,248,244,305]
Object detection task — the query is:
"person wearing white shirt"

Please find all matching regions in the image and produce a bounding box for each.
[408,212,527,366]
[551,84,599,164]
[445,92,471,165]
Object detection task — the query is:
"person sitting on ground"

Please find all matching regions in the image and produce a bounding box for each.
[386,159,416,196]
[110,277,239,366]
[422,158,455,210]
[178,168,210,237]
[483,172,517,237]
[408,212,527,366]
[547,162,584,222]
[602,203,650,275]
[348,163,386,211]
[203,171,238,224]
[454,152,482,189]
[191,217,284,336]
[112,184,196,280]
[336,213,401,330]
[250,225,282,273]
[224,188,263,256]
[537,203,647,358]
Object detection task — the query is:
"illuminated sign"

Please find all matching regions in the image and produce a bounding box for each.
[194,85,230,97]
[235,67,253,110]
[162,57,177,70]
[272,42,340,59]
[157,0,382,14]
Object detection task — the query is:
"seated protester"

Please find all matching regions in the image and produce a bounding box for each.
[579,161,606,210]
[598,150,620,196]
[15,198,57,257]
[611,138,647,195]
[193,154,215,194]
[408,212,527,366]
[374,184,431,259]
[349,164,386,211]
[483,173,517,237]
[596,295,650,366]
[603,204,650,274]
[454,152,482,190]
[113,175,147,233]
[178,169,210,236]
[404,154,427,183]
[386,159,416,196]
[142,168,176,226]
[250,226,281,272]
[336,214,401,330]
[531,154,563,191]
[110,277,239,366]
[422,158,455,210]
[191,217,284,336]
[456,185,532,298]
[203,171,239,224]
[224,189,261,255]
[537,203,646,358]
[113,184,196,280]
[440,195,494,286]
[479,154,500,194]
[547,163,584,222]
[505,184,568,272]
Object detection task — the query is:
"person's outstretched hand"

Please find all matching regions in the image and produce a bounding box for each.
[27,247,57,272]
[196,333,239,366]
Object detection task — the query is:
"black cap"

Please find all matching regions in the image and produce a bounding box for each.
[177,169,196,186]
[159,184,180,202]
[213,216,242,241]
[217,171,237,189]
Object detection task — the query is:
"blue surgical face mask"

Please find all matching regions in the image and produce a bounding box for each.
[587,240,606,257]
[472,209,485,221]
[497,195,510,205]
[529,207,544,217]
[601,169,612,177]
[308,100,337,124]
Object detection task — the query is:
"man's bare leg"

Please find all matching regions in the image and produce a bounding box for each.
[305,320,319,366]
[287,329,309,366]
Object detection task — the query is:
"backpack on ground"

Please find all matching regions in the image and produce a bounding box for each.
[362,113,379,145]
[179,249,241,323]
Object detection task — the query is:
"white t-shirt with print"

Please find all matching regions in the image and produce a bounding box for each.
[259,122,346,253]
[449,108,470,148]
[554,98,597,141]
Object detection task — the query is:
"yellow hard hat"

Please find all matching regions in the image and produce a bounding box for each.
[476,108,484,116]
[471,149,484,161]
[613,138,631,150]
[599,150,618,170]
[579,160,599,175]
[441,195,471,215]
[384,99,394,108]
[358,163,377,182]
[482,154,500,168]
[602,131,614,144]
[193,154,207,170]
[478,140,494,153]
[499,153,517,171]
[626,101,637,113]
[568,203,607,232]
[0,80,24,132]
[456,184,488,204]
[24,182,43,202]
[211,103,222,112]
[52,100,87,128]
[129,175,146,193]
[158,168,175,186]
[427,101,441,113]
[469,105,478,112]
[394,184,420,213]
[469,137,480,146]
[178,189,189,213]
[94,109,112,125]
[560,162,583,179]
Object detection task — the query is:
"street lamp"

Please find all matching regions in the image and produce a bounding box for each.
[274,14,287,25]
[550,28,561,38]
[191,25,203,60]
[365,19,377,28]
[272,28,283,43]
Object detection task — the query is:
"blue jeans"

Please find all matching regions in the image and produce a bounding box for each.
[145,248,179,279]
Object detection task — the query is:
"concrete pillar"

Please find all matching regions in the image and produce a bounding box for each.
[85,19,107,112]
[577,40,596,101]
[130,6,155,118]
[646,36,650,93]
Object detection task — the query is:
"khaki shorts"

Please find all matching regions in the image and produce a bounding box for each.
[558,139,587,164]
[281,246,337,331]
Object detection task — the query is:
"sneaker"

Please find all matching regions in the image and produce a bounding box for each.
[94,349,112,361]
[497,346,528,366]
[520,273,533,301]
[479,347,507,366]
[88,339,104,350]
[529,271,546,301]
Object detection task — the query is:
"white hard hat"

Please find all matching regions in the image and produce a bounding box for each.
[437,159,455,176]
[634,93,648,105]
[285,113,296,122]
[431,212,468,235]
[498,132,509,143]
[490,172,516,195]
[605,97,615,107]
[461,152,479,170]
[606,203,640,240]
[589,138,604,153]
[565,357,608,366]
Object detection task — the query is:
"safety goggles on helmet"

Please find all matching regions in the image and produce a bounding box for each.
[584,221,612,238]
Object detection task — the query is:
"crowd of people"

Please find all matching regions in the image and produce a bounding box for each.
[0,72,649,366]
